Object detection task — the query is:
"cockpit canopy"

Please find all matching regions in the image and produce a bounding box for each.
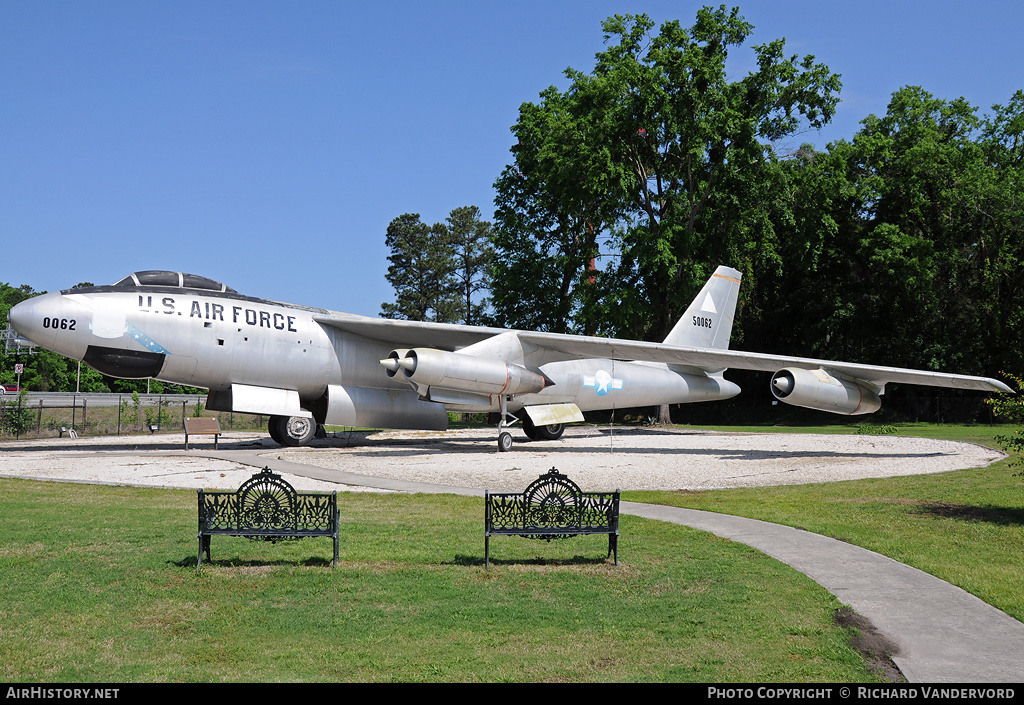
[113,271,237,293]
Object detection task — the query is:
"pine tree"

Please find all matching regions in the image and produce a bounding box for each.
[446,206,493,326]
[380,213,457,322]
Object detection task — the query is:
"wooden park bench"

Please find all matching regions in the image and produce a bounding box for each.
[197,467,340,568]
[184,416,221,449]
[484,467,620,568]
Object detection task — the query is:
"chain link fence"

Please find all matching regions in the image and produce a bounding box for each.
[0,393,266,439]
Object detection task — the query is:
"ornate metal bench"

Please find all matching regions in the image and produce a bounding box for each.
[484,468,620,568]
[197,467,340,568]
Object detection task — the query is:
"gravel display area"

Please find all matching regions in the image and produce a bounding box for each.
[0,432,350,491]
[278,426,1004,492]
[0,426,1004,493]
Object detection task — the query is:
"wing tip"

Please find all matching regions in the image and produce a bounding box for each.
[989,379,1016,394]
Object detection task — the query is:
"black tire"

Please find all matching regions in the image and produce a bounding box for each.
[521,414,539,441]
[536,423,565,441]
[498,431,514,452]
[268,416,285,445]
[270,415,316,447]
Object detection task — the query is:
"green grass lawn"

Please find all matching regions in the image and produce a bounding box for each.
[0,479,879,683]
[2,421,1016,682]
[628,423,1024,623]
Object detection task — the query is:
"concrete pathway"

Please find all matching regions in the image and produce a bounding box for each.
[210,449,1024,683]
[623,501,1024,683]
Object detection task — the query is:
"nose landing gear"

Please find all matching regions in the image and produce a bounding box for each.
[497,395,517,452]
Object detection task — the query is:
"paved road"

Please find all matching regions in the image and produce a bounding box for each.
[205,447,1024,684]
[18,392,206,407]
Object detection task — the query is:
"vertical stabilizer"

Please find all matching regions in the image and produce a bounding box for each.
[662,265,742,350]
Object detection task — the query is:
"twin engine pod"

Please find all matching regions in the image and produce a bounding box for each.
[770,367,882,415]
[380,348,549,406]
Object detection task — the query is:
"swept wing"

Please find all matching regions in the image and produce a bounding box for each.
[314,312,501,350]
[314,314,1010,394]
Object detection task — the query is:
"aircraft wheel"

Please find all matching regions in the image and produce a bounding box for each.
[536,423,565,441]
[267,416,284,445]
[498,431,513,452]
[521,415,539,441]
[270,415,316,447]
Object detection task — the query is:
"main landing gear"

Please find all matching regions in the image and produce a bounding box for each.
[496,399,567,452]
[522,415,565,442]
[268,415,317,447]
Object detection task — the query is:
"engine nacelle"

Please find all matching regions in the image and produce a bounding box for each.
[770,367,881,415]
[381,348,548,396]
[316,384,448,430]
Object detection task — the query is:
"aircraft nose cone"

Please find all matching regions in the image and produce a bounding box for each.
[8,296,43,343]
[7,292,84,357]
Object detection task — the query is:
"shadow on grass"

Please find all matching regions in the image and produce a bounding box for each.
[171,555,336,569]
[913,502,1024,526]
[447,553,615,568]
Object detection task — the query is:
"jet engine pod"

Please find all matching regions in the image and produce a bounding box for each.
[770,367,881,415]
[382,348,548,396]
[320,384,447,430]
[381,349,412,378]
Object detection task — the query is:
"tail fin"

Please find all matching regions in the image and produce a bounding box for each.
[662,265,741,350]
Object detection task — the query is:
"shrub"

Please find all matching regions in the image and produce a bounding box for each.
[987,372,1024,476]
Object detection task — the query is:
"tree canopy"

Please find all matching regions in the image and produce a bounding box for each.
[491,8,841,340]
[484,7,1022,421]
[380,207,493,324]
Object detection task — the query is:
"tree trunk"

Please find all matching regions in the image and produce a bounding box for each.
[657,403,672,425]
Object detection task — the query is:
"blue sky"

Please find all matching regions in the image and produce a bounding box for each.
[3,0,1022,317]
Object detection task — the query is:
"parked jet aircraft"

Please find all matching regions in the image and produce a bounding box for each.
[7,266,1011,450]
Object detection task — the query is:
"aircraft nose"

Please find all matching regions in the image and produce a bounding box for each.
[7,292,83,355]
[8,295,47,345]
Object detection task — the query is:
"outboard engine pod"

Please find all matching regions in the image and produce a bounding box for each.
[770,367,881,415]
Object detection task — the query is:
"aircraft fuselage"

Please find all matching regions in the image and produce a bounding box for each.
[8,276,740,445]
[10,267,1010,449]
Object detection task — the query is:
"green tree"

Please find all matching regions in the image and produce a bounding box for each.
[766,87,1022,376]
[976,90,1024,373]
[492,7,842,342]
[380,213,458,322]
[446,205,493,326]
[491,84,617,334]
[987,372,1024,475]
[845,88,985,371]
[381,208,494,325]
